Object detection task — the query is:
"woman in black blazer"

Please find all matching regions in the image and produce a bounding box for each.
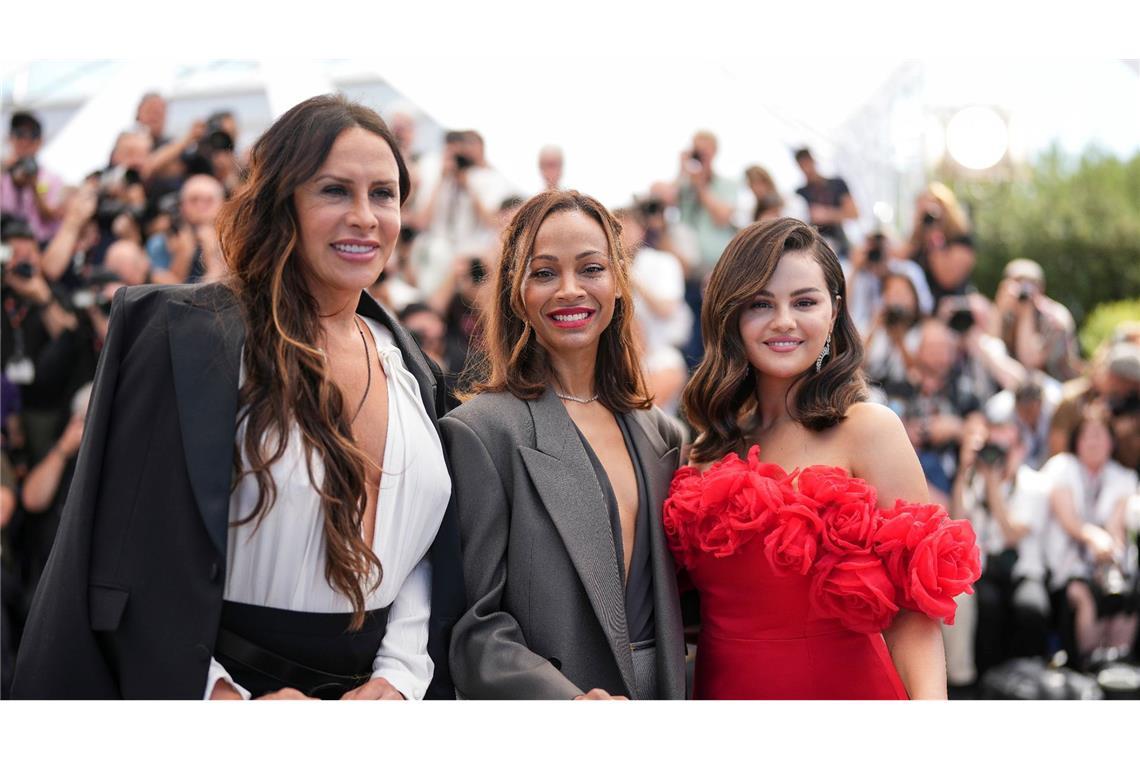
[12,95,463,700]
[441,190,687,699]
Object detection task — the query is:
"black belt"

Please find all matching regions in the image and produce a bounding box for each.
[214,627,373,699]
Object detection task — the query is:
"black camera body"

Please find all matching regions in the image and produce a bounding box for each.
[9,156,38,183]
[454,153,475,171]
[884,305,915,328]
[977,442,1009,468]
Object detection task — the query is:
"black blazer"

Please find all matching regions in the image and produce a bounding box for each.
[11,282,464,699]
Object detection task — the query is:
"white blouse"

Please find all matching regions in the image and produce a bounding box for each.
[204,316,452,700]
[1040,453,1138,590]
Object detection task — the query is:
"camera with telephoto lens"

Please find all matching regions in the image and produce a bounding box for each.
[866,233,887,264]
[9,156,38,183]
[884,305,915,329]
[94,167,145,232]
[68,267,122,315]
[638,198,664,217]
[976,442,1009,468]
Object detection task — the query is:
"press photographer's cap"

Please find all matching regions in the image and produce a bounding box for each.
[1107,343,1140,383]
[1002,258,1045,285]
[9,111,42,140]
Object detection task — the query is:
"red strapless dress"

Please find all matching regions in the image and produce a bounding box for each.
[664,446,981,700]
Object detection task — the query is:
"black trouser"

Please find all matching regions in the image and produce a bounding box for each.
[975,550,1051,677]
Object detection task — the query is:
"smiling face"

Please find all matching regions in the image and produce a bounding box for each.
[521,209,617,363]
[738,250,836,380]
[292,127,401,310]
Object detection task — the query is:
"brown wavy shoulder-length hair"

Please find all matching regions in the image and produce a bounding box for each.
[215,94,410,630]
[463,190,651,413]
[684,217,867,463]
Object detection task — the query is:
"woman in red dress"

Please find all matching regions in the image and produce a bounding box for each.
[666,218,980,699]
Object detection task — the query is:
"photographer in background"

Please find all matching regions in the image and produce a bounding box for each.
[902,182,971,271]
[926,233,979,310]
[1050,341,1140,470]
[862,270,925,396]
[991,258,1081,382]
[0,218,97,465]
[675,130,737,274]
[412,129,512,296]
[13,383,91,607]
[793,146,858,258]
[144,173,226,283]
[890,317,987,503]
[1,112,64,246]
[1042,404,1139,669]
[846,230,933,333]
[744,165,784,223]
[947,396,1054,685]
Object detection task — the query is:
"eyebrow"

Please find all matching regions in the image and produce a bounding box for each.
[311,174,397,186]
[756,287,824,297]
[530,250,605,263]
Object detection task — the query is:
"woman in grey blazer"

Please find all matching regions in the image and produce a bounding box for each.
[440,190,687,699]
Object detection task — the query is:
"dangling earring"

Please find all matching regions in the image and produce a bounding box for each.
[815,334,832,373]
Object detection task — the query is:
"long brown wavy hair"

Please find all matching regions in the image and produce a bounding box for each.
[684,218,867,463]
[463,190,651,413]
[215,94,410,629]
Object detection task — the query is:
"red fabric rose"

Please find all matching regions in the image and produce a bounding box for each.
[809,551,900,633]
[663,466,705,569]
[871,500,981,623]
[763,501,825,576]
[871,500,948,593]
[904,518,981,624]
[662,447,788,566]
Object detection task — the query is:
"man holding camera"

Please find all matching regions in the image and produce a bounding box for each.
[1,113,64,247]
[0,218,97,465]
[413,130,512,297]
[675,131,736,274]
[947,397,1054,684]
[992,258,1081,382]
[793,147,858,258]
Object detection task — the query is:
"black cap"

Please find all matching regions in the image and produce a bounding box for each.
[10,111,42,139]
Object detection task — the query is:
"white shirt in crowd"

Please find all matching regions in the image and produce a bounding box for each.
[1039,452,1138,591]
[204,317,452,699]
[962,464,1052,581]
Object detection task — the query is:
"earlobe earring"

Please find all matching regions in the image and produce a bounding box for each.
[815,333,832,373]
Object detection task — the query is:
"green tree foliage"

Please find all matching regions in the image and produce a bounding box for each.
[1079,298,1140,357]
[947,147,1140,331]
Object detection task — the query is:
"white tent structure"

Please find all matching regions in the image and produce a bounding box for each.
[4,58,1139,237]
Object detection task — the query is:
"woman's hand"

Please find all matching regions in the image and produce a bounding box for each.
[1081,524,1117,564]
[339,676,405,700]
[573,688,628,701]
[256,688,317,700]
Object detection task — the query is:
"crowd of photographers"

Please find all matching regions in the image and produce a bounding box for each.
[2,94,1139,698]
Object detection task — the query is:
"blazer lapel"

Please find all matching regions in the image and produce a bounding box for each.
[627,409,686,699]
[167,285,244,559]
[355,291,439,422]
[518,388,637,694]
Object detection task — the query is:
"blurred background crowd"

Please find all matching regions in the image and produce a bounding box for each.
[3,61,1140,700]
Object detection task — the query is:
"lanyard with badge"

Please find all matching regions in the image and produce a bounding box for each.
[3,295,36,385]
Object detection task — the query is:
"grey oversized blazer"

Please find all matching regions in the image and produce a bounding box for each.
[439,388,687,699]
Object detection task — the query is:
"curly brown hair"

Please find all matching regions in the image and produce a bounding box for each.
[684,218,867,463]
[215,94,410,630]
[462,190,651,413]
